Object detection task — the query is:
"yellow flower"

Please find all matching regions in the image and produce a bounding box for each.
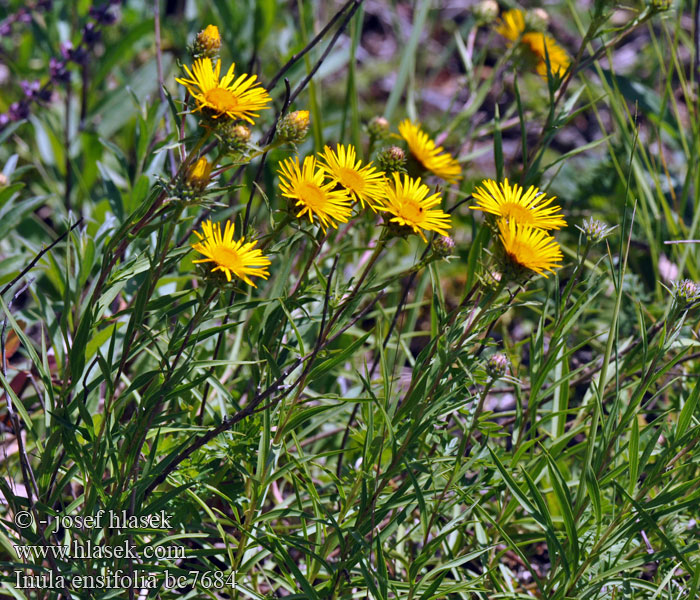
[199,25,221,51]
[318,144,387,211]
[276,110,310,143]
[277,155,353,231]
[382,172,451,242]
[186,157,214,191]
[192,219,271,287]
[200,25,220,45]
[522,32,570,77]
[497,219,563,278]
[176,58,272,124]
[288,110,310,129]
[495,8,526,42]
[398,120,461,183]
[495,8,569,78]
[470,178,566,230]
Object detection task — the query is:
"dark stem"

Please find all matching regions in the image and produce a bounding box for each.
[266,0,358,91]
[0,219,84,298]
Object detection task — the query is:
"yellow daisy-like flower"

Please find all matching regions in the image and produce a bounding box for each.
[398,120,462,184]
[192,219,271,287]
[495,8,526,42]
[498,219,563,278]
[318,144,387,211]
[495,8,569,78]
[277,155,353,231]
[470,178,567,230]
[176,58,272,124]
[382,172,451,242]
[522,32,570,77]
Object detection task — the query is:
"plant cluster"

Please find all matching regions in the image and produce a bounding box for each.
[0,1,699,599]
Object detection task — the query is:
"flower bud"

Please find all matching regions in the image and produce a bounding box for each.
[648,0,671,11]
[217,121,251,155]
[376,146,407,175]
[276,110,310,143]
[577,217,616,244]
[486,353,509,379]
[367,116,390,139]
[185,157,214,192]
[0,173,8,187]
[474,0,499,23]
[672,279,700,307]
[431,235,455,258]
[190,25,221,60]
[527,8,550,30]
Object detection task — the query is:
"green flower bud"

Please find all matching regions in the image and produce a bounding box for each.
[276,110,310,144]
[376,146,407,175]
[486,353,509,379]
[189,25,221,60]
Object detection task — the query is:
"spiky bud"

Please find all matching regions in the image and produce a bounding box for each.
[276,110,310,144]
[189,25,221,60]
[672,279,700,307]
[217,121,251,155]
[486,353,509,379]
[367,116,390,140]
[376,146,407,175]
[577,217,616,244]
[431,235,455,258]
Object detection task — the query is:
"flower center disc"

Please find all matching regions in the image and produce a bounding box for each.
[298,182,326,210]
[205,87,240,112]
[337,167,365,192]
[212,246,243,271]
[398,199,424,223]
[508,242,535,266]
[502,203,536,226]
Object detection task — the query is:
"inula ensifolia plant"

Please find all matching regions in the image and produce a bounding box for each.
[3,2,698,598]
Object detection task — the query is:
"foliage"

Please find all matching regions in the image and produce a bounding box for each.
[0,1,699,599]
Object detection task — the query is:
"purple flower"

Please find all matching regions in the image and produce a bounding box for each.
[21,80,41,98]
[49,57,70,83]
[59,40,73,60]
[8,102,30,121]
[82,22,101,46]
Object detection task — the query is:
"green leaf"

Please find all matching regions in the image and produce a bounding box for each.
[307,332,371,381]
